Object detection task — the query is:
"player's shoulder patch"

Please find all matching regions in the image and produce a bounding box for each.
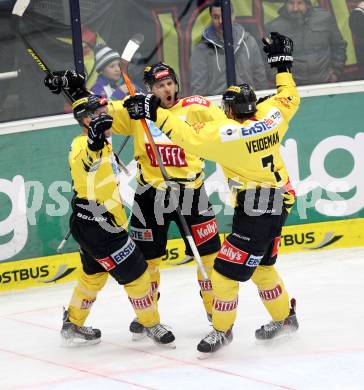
[219,122,242,142]
[273,96,292,108]
[181,95,211,107]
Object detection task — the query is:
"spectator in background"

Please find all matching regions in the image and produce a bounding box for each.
[349,2,364,79]
[81,26,103,89]
[265,0,347,86]
[190,0,267,96]
[91,44,132,100]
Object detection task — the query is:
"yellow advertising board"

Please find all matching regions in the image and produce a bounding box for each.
[1,218,363,292]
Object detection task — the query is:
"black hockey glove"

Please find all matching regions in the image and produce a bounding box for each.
[87,113,113,151]
[123,93,161,122]
[262,32,293,71]
[44,69,87,99]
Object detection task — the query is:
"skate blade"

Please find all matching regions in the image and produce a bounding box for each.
[131,332,147,341]
[255,330,298,345]
[153,340,176,349]
[197,351,213,360]
[61,337,101,348]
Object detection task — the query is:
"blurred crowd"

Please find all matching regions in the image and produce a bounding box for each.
[0,0,363,123]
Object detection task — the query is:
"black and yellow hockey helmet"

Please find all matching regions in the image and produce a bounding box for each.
[143,62,179,93]
[72,94,108,123]
[222,84,257,119]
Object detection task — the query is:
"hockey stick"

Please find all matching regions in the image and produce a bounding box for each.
[120,34,208,280]
[68,0,85,76]
[12,0,78,252]
[11,0,74,104]
[11,1,129,253]
[116,135,131,158]
[67,0,130,177]
[56,35,142,252]
[69,0,130,176]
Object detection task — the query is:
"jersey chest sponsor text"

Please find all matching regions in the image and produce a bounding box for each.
[146,144,187,167]
[241,109,282,138]
[181,96,210,107]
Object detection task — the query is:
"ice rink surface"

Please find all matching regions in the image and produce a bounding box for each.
[1,247,364,390]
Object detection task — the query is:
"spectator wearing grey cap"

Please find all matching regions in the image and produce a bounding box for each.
[91,44,131,100]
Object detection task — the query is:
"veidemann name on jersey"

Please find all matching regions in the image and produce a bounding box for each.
[146,144,187,167]
[246,132,280,154]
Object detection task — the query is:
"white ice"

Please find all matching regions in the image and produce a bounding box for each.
[1,247,364,390]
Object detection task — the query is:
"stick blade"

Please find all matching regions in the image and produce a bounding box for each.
[12,0,31,16]
[121,34,144,63]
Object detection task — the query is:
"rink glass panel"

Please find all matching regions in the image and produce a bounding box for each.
[0,0,363,123]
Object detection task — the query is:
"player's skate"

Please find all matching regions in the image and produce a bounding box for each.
[61,308,101,347]
[129,318,146,341]
[129,291,161,341]
[255,298,299,341]
[197,327,233,356]
[146,323,176,348]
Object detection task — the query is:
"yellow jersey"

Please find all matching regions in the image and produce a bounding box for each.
[108,96,226,189]
[69,134,127,228]
[153,73,300,191]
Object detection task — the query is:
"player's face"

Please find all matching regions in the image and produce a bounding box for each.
[286,0,308,15]
[83,107,111,137]
[222,103,233,119]
[101,59,121,81]
[151,78,177,109]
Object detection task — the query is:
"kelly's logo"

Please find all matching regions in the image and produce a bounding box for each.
[217,241,248,264]
[191,218,218,246]
[182,96,210,107]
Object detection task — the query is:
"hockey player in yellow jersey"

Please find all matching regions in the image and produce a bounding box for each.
[124,33,300,354]
[44,64,225,339]
[44,92,175,347]
[107,63,226,338]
